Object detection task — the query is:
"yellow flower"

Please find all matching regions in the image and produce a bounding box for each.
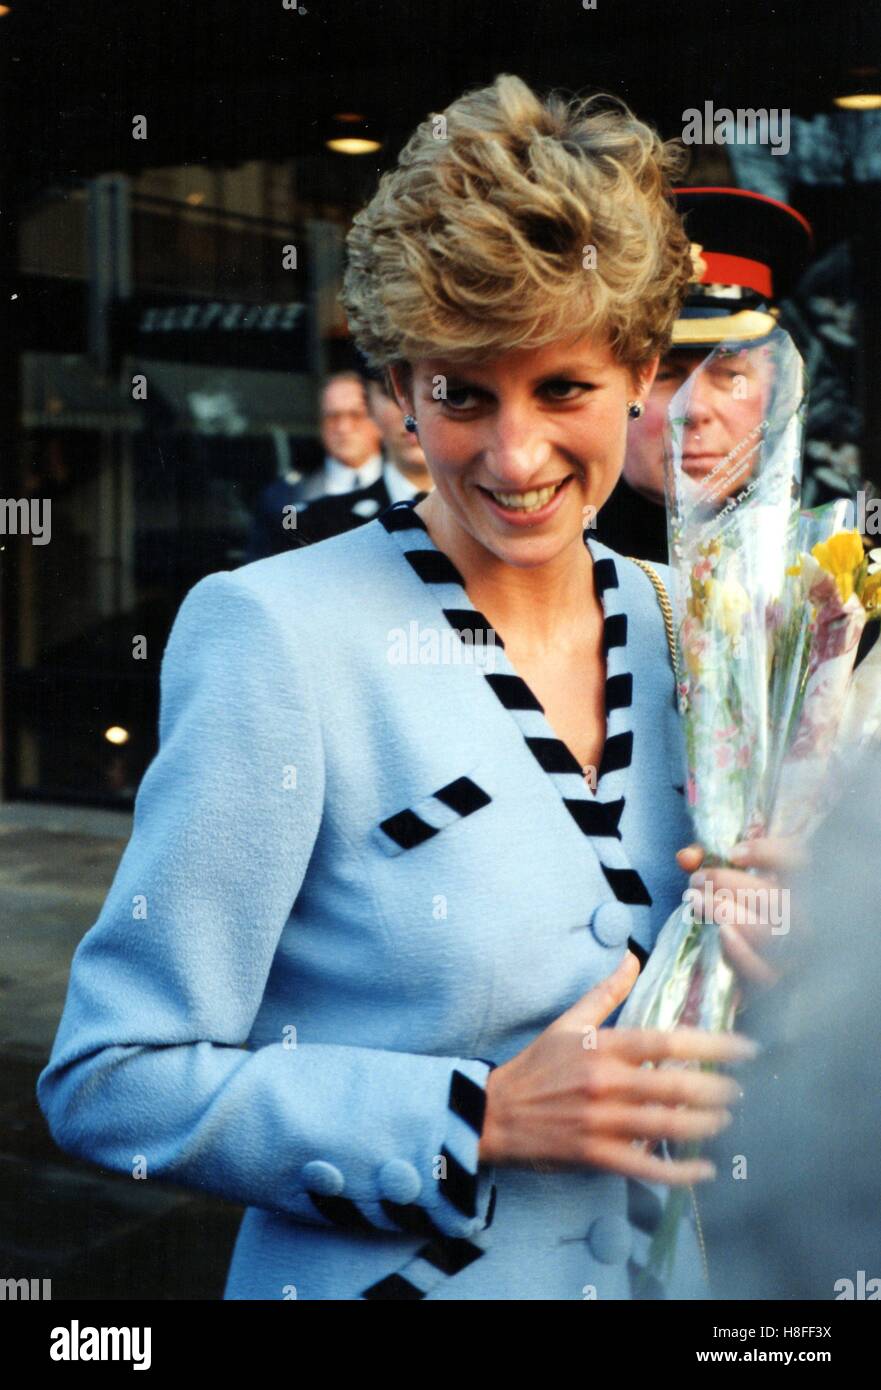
[862,571,881,614]
[810,529,864,602]
[705,575,751,640]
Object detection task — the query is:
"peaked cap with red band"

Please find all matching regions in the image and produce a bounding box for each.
[670,187,815,346]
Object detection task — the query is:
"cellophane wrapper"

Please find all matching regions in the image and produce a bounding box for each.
[619,327,806,1035]
[615,328,807,1293]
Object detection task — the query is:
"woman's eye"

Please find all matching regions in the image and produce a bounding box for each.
[542,380,594,401]
[443,388,480,411]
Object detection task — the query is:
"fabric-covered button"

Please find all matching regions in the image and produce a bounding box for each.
[300,1160,345,1196]
[589,901,632,947]
[377,1158,423,1204]
[588,1214,632,1264]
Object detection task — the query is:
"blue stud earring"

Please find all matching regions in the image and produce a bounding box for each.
[627,401,644,419]
[404,414,418,433]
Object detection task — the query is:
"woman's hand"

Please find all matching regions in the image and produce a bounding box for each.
[676,837,805,988]
[478,952,757,1185]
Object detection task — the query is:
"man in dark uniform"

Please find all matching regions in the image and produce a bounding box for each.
[243,371,383,562]
[295,368,433,544]
[594,187,815,562]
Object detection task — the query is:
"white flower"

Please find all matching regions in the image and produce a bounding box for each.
[868,548,881,575]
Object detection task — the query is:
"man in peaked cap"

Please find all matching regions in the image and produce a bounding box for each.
[593,187,815,562]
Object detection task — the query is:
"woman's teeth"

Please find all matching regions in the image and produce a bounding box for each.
[490,481,564,511]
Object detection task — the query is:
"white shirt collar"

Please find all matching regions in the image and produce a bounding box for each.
[323,453,383,495]
[382,463,426,505]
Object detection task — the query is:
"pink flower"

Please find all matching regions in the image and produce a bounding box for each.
[809,608,864,669]
[715,744,734,770]
[735,743,752,769]
[765,600,785,633]
[714,722,739,740]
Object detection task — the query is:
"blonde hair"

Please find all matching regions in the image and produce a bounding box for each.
[340,74,694,386]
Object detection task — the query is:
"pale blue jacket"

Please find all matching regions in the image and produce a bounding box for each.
[37,498,703,1300]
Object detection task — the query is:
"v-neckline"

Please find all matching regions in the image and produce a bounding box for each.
[377,498,652,910]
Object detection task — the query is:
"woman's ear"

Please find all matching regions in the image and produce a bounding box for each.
[633,355,660,404]
[387,362,414,417]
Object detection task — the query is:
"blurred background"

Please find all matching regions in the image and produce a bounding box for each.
[0,0,879,1298]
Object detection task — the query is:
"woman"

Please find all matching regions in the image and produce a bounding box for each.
[37,74,766,1301]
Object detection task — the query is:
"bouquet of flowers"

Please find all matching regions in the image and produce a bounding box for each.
[615,326,881,1290]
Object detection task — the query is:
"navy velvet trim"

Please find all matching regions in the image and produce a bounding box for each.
[525,736,583,775]
[405,550,465,586]
[378,807,439,852]
[438,1144,478,1217]
[434,776,492,819]
[563,798,623,839]
[601,863,653,906]
[484,672,544,712]
[378,500,428,533]
[448,1067,487,1134]
[362,1272,425,1300]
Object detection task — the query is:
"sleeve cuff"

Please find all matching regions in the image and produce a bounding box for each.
[285,1055,499,1241]
[430,1058,498,1238]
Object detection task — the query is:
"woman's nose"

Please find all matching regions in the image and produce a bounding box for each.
[484,411,552,482]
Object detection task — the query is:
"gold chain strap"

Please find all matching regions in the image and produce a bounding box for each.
[626,555,710,1288]
[627,557,678,679]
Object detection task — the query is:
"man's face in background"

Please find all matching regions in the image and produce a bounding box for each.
[366,379,432,488]
[624,344,775,506]
[320,377,382,469]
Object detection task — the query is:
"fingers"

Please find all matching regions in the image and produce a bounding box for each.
[720,923,781,987]
[609,1025,758,1065]
[676,843,704,872]
[568,951,641,1028]
[584,1101,732,1144]
[600,1057,742,1108]
[729,836,805,872]
[691,865,780,893]
[581,1137,717,1186]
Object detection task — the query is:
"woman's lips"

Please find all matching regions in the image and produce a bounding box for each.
[477,475,574,526]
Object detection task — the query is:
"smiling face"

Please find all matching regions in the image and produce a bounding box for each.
[624,344,776,505]
[389,335,657,570]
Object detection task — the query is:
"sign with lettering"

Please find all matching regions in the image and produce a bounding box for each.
[115,296,313,369]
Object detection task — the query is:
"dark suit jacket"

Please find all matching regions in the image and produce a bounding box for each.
[297,475,396,544]
[248,475,429,556]
[593,477,668,565]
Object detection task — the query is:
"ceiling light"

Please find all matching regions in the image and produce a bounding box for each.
[834,92,881,110]
[326,136,382,155]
